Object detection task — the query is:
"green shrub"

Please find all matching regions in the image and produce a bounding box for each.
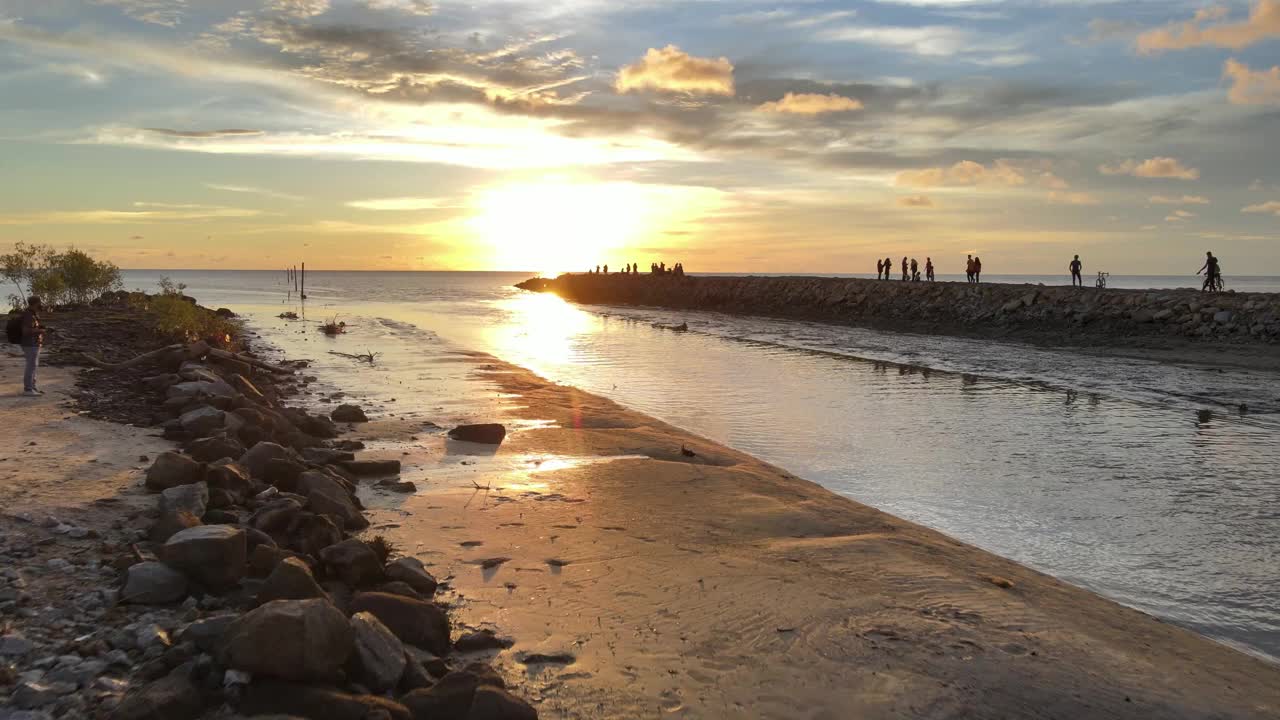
[1,243,122,309]
[132,276,237,346]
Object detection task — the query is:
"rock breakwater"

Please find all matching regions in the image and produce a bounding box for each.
[518,274,1280,345]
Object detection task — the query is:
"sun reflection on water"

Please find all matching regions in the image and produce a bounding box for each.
[484,292,595,368]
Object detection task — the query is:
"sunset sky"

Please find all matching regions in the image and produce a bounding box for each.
[1,0,1278,274]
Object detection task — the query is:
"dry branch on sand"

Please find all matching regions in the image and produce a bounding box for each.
[320,316,347,336]
[80,342,294,375]
[328,349,380,365]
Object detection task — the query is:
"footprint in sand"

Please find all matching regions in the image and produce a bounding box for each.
[460,540,483,548]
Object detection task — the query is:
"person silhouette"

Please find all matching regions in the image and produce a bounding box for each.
[1069,255,1083,287]
[884,257,892,280]
[876,258,884,280]
[901,256,908,281]
[1198,251,1220,292]
[910,258,919,281]
[965,255,974,283]
[925,257,934,282]
[973,256,983,283]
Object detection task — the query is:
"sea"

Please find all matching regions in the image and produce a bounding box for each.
[120,270,1280,663]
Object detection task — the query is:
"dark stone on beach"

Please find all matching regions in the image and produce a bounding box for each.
[206,462,253,500]
[146,452,204,492]
[470,685,538,720]
[110,669,203,720]
[229,373,264,401]
[249,544,311,577]
[455,629,514,653]
[179,406,226,437]
[287,513,344,557]
[297,471,368,530]
[378,480,417,493]
[240,681,410,720]
[320,539,385,588]
[159,482,208,520]
[447,423,507,445]
[178,614,237,653]
[241,441,291,479]
[331,404,369,423]
[257,557,327,605]
[348,592,450,655]
[286,409,340,439]
[265,457,308,490]
[150,510,202,544]
[243,526,276,550]
[187,434,245,464]
[220,599,353,682]
[399,650,435,692]
[302,448,356,465]
[384,557,438,596]
[376,581,423,600]
[350,611,406,693]
[205,492,238,514]
[400,665,510,720]
[342,459,402,476]
[334,440,366,451]
[252,498,304,534]
[162,525,247,590]
[122,561,189,605]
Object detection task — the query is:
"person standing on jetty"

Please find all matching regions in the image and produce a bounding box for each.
[1069,255,1083,287]
[910,258,919,281]
[884,257,892,280]
[19,296,45,396]
[965,255,975,283]
[973,256,983,283]
[876,258,884,280]
[926,257,935,282]
[901,257,909,281]
[1198,251,1221,292]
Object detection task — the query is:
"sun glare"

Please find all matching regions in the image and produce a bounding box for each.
[467,180,725,275]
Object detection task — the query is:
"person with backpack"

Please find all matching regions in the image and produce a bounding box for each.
[10,296,45,396]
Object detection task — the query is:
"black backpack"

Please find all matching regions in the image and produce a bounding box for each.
[5,314,22,344]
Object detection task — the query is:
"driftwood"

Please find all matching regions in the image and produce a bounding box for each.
[80,343,294,375]
[329,350,380,365]
[80,344,185,370]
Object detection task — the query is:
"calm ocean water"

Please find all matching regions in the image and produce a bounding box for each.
[122,270,1280,662]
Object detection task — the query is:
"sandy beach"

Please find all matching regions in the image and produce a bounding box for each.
[351,355,1280,719]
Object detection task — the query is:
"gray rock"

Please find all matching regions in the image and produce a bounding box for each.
[0,632,33,657]
[204,462,252,500]
[296,471,367,531]
[167,380,235,400]
[239,681,410,720]
[349,611,406,693]
[176,614,237,653]
[109,670,203,720]
[121,562,189,605]
[12,681,59,709]
[341,460,401,476]
[447,423,507,445]
[470,685,539,720]
[145,453,203,493]
[349,592,450,655]
[384,557,438,596]
[187,434,245,464]
[330,404,369,423]
[178,406,225,436]
[319,539,383,588]
[1214,310,1234,324]
[256,557,326,605]
[162,525,247,590]
[159,482,208,520]
[134,624,170,651]
[240,442,290,479]
[220,599,353,682]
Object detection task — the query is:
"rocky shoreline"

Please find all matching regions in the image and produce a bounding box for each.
[0,297,537,719]
[517,274,1280,347]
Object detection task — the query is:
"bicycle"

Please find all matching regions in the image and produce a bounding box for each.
[1095,271,1108,289]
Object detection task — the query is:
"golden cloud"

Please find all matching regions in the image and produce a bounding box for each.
[1137,0,1280,53]
[1242,200,1280,216]
[1048,191,1100,206]
[897,195,934,208]
[757,92,862,114]
[1098,157,1200,180]
[615,45,734,96]
[1149,195,1211,205]
[1223,58,1280,105]
[894,160,1027,188]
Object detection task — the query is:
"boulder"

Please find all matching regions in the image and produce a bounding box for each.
[187,434,245,463]
[239,681,410,720]
[121,561,188,605]
[377,581,424,600]
[349,611,406,693]
[257,557,327,605]
[471,685,538,720]
[159,481,208,520]
[378,480,417,493]
[264,458,307,489]
[331,404,369,423]
[341,459,401,476]
[145,452,203,492]
[447,423,507,445]
[455,629,513,653]
[250,498,304,535]
[228,373,264,401]
[178,405,226,436]
[400,650,435,692]
[399,665,511,720]
[301,448,356,465]
[1215,310,1234,324]
[220,599,353,682]
[1131,309,1155,324]
[205,462,253,500]
[177,614,238,653]
[287,513,344,557]
[249,544,312,578]
[349,592,450,655]
[109,670,203,720]
[240,441,291,479]
[150,509,202,544]
[167,380,235,400]
[162,525,247,590]
[384,557,438,596]
[297,471,368,530]
[320,539,385,588]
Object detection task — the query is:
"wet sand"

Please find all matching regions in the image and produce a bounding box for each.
[352,357,1280,719]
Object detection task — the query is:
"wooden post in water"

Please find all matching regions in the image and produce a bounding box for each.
[301,262,306,301]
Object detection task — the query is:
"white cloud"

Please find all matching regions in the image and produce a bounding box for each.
[1048,191,1100,205]
[205,183,303,201]
[1242,200,1280,216]
[346,197,454,211]
[1165,209,1197,222]
[1149,194,1210,205]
